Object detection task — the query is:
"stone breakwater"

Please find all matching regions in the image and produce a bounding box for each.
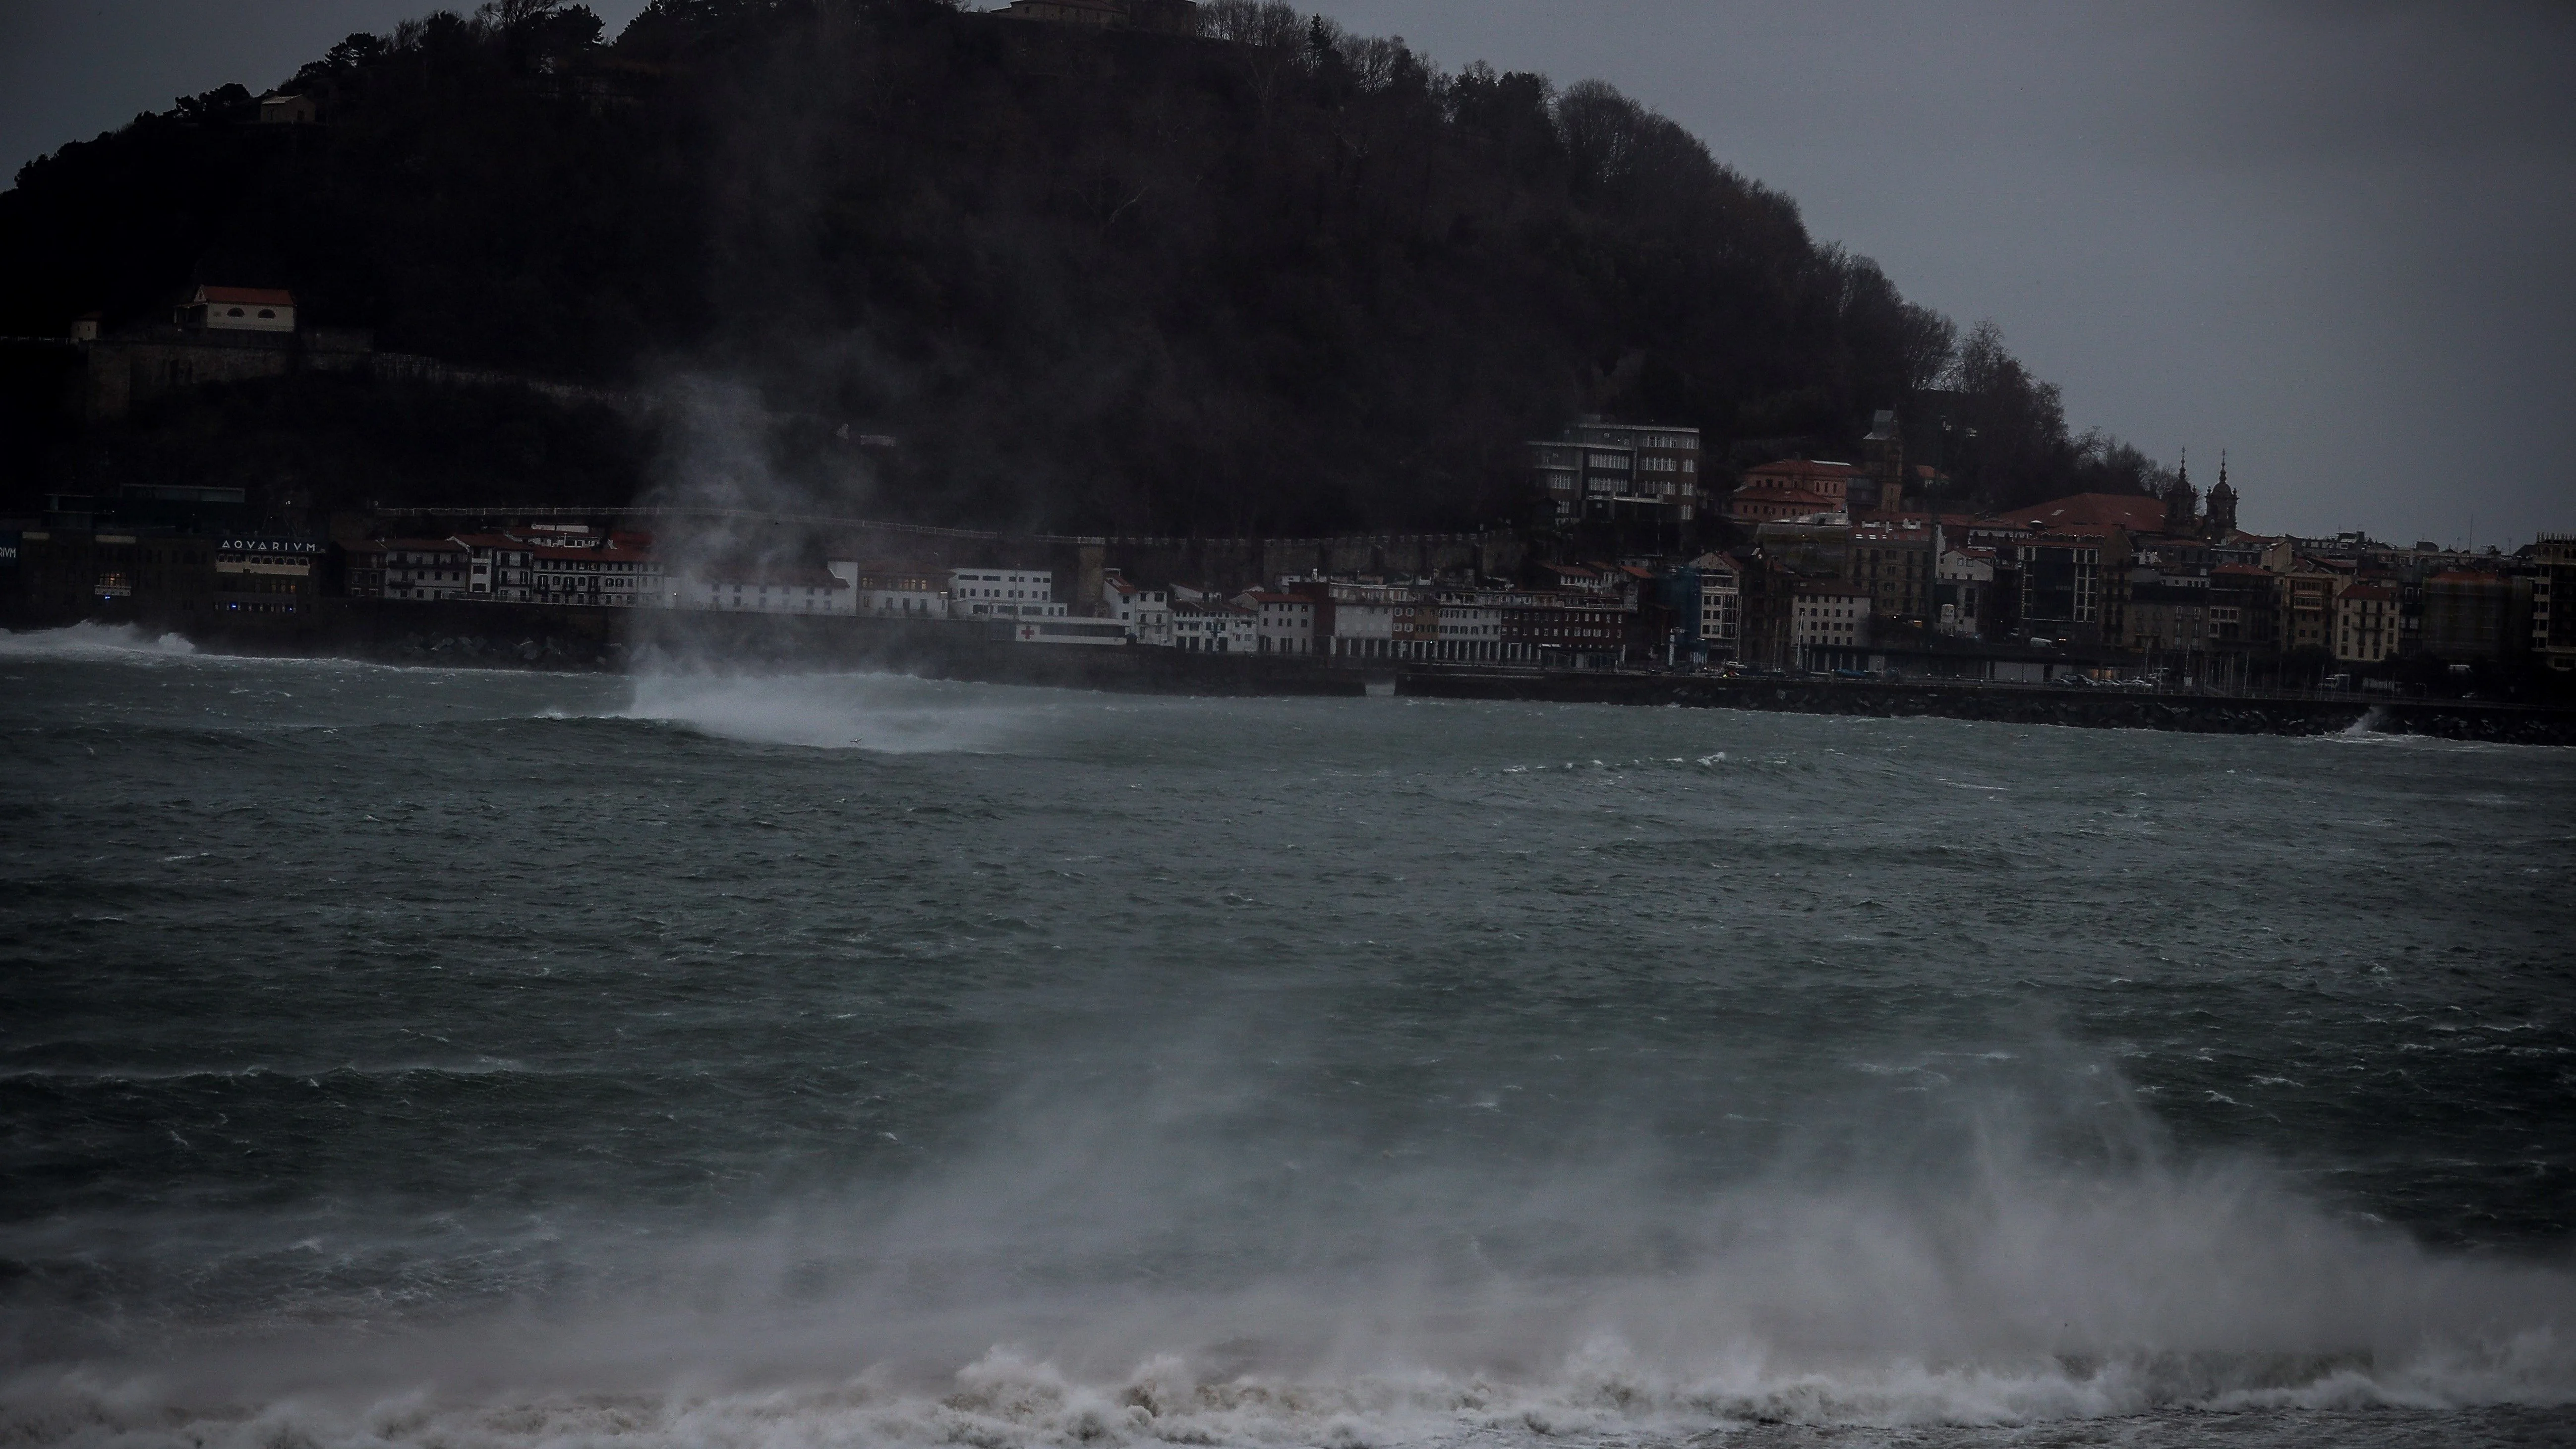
[1393,669,2576,747]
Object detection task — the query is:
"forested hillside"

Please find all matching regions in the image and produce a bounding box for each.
[0,0,2162,533]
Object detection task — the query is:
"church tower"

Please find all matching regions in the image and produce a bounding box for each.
[2164,451,2199,536]
[2204,452,2238,537]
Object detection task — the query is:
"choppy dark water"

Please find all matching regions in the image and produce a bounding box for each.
[3,621,2574,1449]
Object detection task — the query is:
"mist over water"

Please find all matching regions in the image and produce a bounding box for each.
[5,640,2574,1447]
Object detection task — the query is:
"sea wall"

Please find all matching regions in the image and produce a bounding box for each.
[60,598,1365,697]
[1393,669,2576,747]
[20,599,2570,741]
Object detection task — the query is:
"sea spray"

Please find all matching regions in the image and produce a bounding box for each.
[0,621,197,657]
[5,651,2572,1447]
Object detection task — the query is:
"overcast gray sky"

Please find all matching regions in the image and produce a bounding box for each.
[6,1,2571,545]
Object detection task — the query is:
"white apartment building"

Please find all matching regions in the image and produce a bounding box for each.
[1327,597,1398,658]
[1102,571,1171,645]
[382,539,471,600]
[1435,602,1502,661]
[1793,581,1873,669]
[684,564,855,614]
[1247,591,1317,654]
[454,533,534,602]
[1690,554,1741,660]
[1171,599,1255,651]
[533,540,669,608]
[949,568,1062,620]
[1936,548,1994,638]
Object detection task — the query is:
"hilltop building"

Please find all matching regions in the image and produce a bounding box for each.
[1527,418,1704,523]
[72,284,372,422]
[1730,458,1856,524]
[177,285,295,332]
[257,91,318,124]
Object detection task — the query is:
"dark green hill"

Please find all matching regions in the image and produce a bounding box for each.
[0,0,2158,533]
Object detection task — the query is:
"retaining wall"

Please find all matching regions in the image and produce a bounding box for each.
[1392,669,2576,747]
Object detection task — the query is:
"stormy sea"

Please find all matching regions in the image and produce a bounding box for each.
[4,622,2573,1449]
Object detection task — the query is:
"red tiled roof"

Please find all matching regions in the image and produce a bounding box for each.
[2012,493,2165,533]
[1745,458,1859,478]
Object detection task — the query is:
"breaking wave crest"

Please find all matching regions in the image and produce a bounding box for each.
[6,1334,2571,1449]
[7,1078,2572,1446]
[0,622,196,658]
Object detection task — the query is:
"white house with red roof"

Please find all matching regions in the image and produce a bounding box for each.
[452,533,534,602]
[531,537,667,607]
[1243,590,1317,654]
[176,286,295,333]
[1101,570,1170,644]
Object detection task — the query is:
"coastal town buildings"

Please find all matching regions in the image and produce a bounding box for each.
[14,427,2566,693]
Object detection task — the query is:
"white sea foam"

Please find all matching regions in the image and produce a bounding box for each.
[10,1063,2570,1447]
[6,1323,2570,1449]
[0,622,197,657]
[617,670,1052,752]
